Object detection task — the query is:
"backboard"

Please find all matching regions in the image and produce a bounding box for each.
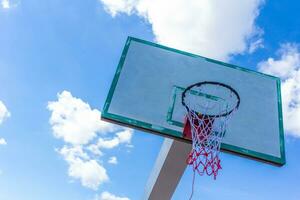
[101,37,285,166]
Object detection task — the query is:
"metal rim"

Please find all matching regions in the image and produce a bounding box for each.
[181,81,240,118]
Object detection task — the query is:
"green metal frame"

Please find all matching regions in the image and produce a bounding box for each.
[101,36,286,166]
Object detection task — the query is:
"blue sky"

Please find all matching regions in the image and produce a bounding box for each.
[0,0,300,200]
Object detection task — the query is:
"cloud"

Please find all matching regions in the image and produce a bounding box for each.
[58,145,90,161]
[97,129,133,149]
[69,159,108,190]
[258,43,300,137]
[57,145,109,190]
[86,128,133,156]
[48,91,117,145]
[116,129,132,143]
[1,0,9,9]
[86,128,134,154]
[101,0,136,16]
[48,91,133,190]
[87,144,104,156]
[0,138,7,145]
[1,0,19,9]
[248,38,264,53]
[95,191,130,200]
[0,101,10,145]
[97,138,121,149]
[108,156,118,165]
[0,101,10,125]
[100,0,264,61]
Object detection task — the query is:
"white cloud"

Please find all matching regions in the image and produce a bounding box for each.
[96,129,133,149]
[48,91,117,145]
[108,156,118,164]
[116,129,132,143]
[48,91,133,190]
[258,44,300,79]
[249,38,264,53]
[0,101,10,146]
[69,158,108,190]
[101,0,136,17]
[95,191,130,200]
[97,137,121,149]
[258,43,300,137]
[1,0,20,9]
[58,146,109,190]
[0,138,7,145]
[58,145,90,161]
[0,101,10,125]
[86,129,133,156]
[87,144,104,156]
[1,0,10,9]
[100,0,264,61]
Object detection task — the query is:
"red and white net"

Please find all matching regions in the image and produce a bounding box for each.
[182,82,240,199]
[184,111,229,179]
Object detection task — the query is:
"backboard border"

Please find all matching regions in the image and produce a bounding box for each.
[101,36,286,166]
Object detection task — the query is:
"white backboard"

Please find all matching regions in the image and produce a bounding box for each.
[102,37,285,165]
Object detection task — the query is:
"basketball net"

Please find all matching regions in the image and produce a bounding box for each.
[184,109,231,175]
[181,81,240,200]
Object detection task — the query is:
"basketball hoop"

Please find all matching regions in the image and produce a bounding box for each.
[182,81,240,199]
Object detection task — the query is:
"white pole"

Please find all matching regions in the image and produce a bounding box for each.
[143,138,192,200]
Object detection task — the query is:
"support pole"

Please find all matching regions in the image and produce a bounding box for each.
[143,138,192,200]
